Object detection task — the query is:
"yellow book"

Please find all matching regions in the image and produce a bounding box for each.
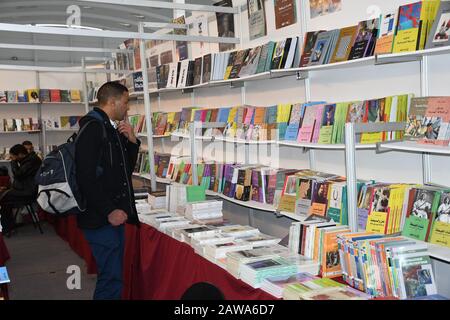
[228,107,237,123]
[190,107,200,122]
[418,0,431,50]
[70,89,81,102]
[360,132,383,144]
[366,211,388,234]
[276,104,292,123]
[167,112,175,124]
[429,221,450,248]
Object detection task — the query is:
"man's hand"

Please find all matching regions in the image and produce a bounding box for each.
[108,209,128,226]
[118,121,137,144]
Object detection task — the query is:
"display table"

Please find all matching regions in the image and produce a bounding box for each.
[45,214,276,300]
[123,223,277,300]
[0,232,10,300]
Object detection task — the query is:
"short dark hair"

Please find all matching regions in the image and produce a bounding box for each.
[10,144,28,156]
[22,140,33,146]
[97,81,128,106]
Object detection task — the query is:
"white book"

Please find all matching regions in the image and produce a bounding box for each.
[166,62,178,88]
[177,60,190,88]
[284,37,298,69]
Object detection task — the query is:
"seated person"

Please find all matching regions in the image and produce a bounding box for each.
[22,140,34,154]
[0,144,42,235]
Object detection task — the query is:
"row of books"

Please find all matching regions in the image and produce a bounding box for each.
[135,152,171,178]
[122,0,450,92]
[0,89,82,103]
[337,232,442,299]
[288,221,442,299]
[43,116,82,130]
[160,157,450,248]
[358,183,450,245]
[129,94,412,145]
[299,0,446,67]
[0,118,40,132]
[134,181,445,300]
[405,96,450,146]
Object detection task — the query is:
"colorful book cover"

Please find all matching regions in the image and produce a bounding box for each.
[375,12,398,54]
[300,31,325,67]
[50,89,60,102]
[330,25,358,63]
[393,2,424,53]
[429,191,450,247]
[349,18,379,60]
[318,104,336,144]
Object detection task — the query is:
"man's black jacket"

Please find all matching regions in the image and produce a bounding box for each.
[75,107,140,229]
[10,151,42,197]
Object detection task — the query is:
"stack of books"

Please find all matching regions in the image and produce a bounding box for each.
[283,277,370,300]
[260,272,318,298]
[225,245,289,279]
[148,190,166,210]
[184,200,223,223]
[239,257,299,289]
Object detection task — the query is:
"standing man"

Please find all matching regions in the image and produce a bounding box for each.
[75,82,140,300]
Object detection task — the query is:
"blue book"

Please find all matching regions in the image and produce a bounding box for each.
[284,123,300,141]
[0,266,10,284]
[194,109,202,122]
[265,106,278,124]
[218,107,230,123]
[277,123,288,140]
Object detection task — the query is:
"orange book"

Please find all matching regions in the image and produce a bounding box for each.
[321,228,351,278]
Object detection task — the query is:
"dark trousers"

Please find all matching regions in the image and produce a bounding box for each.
[83,224,125,300]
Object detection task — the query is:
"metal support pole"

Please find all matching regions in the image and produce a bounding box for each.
[248,208,254,227]
[420,56,429,97]
[191,91,195,106]
[344,123,358,232]
[422,153,432,185]
[81,58,90,114]
[308,149,316,170]
[300,0,311,102]
[190,122,198,186]
[139,23,157,191]
[241,84,246,105]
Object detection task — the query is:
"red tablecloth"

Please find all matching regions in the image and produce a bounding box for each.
[0,232,10,300]
[46,214,276,300]
[0,232,9,266]
[122,224,277,300]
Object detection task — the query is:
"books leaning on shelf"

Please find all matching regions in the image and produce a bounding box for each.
[337,232,441,299]
[42,116,81,130]
[404,96,450,146]
[0,89,82,103]
[0,118,39,132]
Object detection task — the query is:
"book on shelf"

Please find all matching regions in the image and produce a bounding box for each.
[348,18,379,60]
[39,89,51,103]
[70,89,81,102]
[330,26,358,64]
[229,49,250,79]
[60,90,71,103]
[274,0,296,29]
[238,46,262,78]
[375,11,398,54]
[192,57,203,86]
[5,90,17,103]
[426,0,450,49]
[308,30,337,66]
[26,89,39,103]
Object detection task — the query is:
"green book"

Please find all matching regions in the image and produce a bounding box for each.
[186,185,206,202]
[318,126,333,144]
[264,42,276,72]
[402,216,429,241]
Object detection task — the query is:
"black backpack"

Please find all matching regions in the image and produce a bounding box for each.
[35,110,107,215]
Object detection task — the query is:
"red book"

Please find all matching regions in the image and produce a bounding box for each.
[50,89,61,102]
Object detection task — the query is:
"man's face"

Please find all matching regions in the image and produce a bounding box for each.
[10,153,26,162]
[24,144,33,153]
[112,92,130,121]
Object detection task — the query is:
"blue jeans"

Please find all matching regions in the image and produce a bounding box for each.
[83,224,124,300]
